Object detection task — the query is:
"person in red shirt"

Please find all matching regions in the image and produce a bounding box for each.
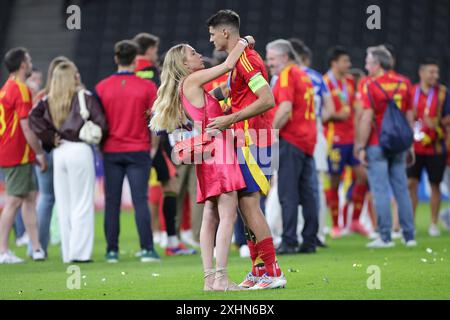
[0,47,47,263]
[266,39,319,255]
[206,10,285,290]
[356,45,416,248]
[96,40,160,263]
[323,46,368,238]
[407,58,450,237]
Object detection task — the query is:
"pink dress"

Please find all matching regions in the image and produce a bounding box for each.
[181,89,246,203]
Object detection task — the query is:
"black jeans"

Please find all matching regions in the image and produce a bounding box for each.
[278,139,319,248]
[103,151,153,252]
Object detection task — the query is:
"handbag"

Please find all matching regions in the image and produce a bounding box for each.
[173,83,214,164]
[78,89,102,145]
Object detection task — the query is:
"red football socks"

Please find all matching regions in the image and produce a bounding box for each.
[351,183,368,221]
[256,237,282,277]
[247,240,266,276]
[326,189,340,227]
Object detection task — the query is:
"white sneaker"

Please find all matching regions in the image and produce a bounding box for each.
[238,272,261,289]
[15,233,29,247]
[180,230,200,248]
[368,231,380,240]
[403,239,418,247]
[32,249,46,261]
[249,273,287,290]
[391,230,402,240]
[428,224,441,237]
[0,250,25,264]
[239,245,250,258]
[153,231,162,245]
[366,238,395,248]
[159,232,168,248]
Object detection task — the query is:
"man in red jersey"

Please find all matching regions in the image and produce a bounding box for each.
[0,47,47,264]
[356,45,416,248]
[323,46,368,238]
[96,40,160,263]
[206,10,286,290]
[407,58,450,237]
[355,44,413,239]
[266,39,319,255]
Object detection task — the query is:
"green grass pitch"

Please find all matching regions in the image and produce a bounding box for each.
[0,203,449,300]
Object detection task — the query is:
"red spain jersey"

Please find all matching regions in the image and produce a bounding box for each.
[203,73,230,112]
[203,73,228,92]
[272,64,317,155]
[411,84,449,155]
[229,48,272,147]
[96,72,157,153]
[323,72,356,145]
[356,75,370,102]
[388,70,412,89]
[360,72,412,146]
[0,77,35,167]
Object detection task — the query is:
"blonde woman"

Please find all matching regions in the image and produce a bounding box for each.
[29,61,107,262]
[150,36,254,291]
[27,56,69,257]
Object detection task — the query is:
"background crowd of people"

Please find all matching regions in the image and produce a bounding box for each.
[1,16,450,266]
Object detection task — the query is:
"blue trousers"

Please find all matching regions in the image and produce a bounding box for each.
[366,146,415,242]
[278,139,319,248]
[103,152,153,252]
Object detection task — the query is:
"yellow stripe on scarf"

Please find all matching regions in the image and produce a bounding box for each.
[242,120,270,196]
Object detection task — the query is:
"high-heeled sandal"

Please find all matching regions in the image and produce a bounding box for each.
[203,268,215,291]
[213,268,244,291]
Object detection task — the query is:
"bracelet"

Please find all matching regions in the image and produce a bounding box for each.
[356,146,365,153]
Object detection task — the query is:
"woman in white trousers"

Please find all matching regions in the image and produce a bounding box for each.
[29,61,107,263]
[53,141,95,262]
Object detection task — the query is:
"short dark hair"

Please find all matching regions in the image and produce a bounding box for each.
[419,57,439,68]
[207,9,240,30]
[289,38,312,62]
[133,33,160,55]
[114,40,138,66]
[327,46,349,67]
[4,47,28,73]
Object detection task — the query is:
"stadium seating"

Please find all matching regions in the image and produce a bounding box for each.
[0,0,448,89]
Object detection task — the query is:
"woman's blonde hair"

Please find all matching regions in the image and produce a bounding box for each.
[44,56,69,94]
[149,44,190,133]
[47,61,78,129]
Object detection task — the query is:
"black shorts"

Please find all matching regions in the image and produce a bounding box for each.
[152,134,174,183]
[407,153,446,184]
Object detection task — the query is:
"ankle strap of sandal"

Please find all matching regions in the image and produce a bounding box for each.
[215,268,228,279]
[204,268,216,278]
